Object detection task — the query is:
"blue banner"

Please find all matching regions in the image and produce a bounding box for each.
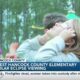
[0,62,80,71]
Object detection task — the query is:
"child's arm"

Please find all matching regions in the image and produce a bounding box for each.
[35,29,79,62]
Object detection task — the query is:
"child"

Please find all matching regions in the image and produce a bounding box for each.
[35,19,80,62]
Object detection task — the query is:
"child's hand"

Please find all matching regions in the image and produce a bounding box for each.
[46,26,64,40]
[39,26,64,45]
[59,28,76,41]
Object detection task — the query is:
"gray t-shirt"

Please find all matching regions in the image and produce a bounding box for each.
[16,35,42,61]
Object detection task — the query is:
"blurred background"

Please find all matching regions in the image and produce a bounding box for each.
[0,0,80,56]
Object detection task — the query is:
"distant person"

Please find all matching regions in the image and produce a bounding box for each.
[6,42,19,59]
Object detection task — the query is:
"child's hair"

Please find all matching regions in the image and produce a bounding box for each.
[43,12,67,29]
[64,19,80,55]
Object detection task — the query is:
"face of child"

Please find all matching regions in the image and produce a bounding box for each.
[61,19,76,48]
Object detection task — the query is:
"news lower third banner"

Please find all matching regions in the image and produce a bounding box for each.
[0,62,80,71]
